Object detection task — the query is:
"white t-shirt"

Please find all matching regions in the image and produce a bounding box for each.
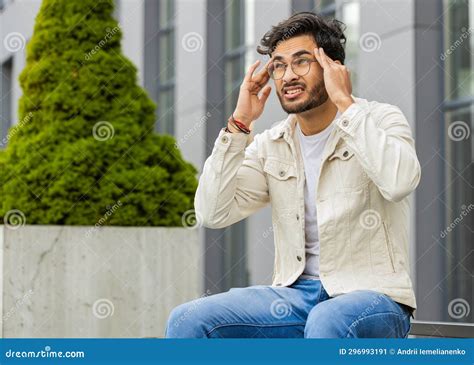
[296,112,340,279]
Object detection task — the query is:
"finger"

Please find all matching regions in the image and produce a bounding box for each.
[258,58,273,74]
[258,85,272,103]
[244,60,261,82]
[254,72,271,90]
[320,48,331,68]
[314,47,328,69]
[253,58,272,84]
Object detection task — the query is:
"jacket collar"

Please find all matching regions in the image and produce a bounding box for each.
[269,95,369,142]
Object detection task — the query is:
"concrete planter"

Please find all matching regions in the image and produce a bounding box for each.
[0,225,202,338]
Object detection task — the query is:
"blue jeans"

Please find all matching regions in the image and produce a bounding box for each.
[165,278,412,338]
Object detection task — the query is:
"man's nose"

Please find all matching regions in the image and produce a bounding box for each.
[282,65,299,83]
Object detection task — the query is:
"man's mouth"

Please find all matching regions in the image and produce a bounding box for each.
[283,86,305,100]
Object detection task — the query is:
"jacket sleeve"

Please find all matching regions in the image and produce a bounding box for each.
[194,128,270,229]
[336,102,421,202]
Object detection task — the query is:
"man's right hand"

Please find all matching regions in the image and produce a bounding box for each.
[232,59,273,128]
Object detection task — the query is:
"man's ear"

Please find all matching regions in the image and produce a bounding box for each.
[335,60,342,65]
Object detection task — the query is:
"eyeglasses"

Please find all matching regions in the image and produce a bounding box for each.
[267,57,319,80]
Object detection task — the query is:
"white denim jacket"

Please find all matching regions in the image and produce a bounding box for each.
[195,96,421,314]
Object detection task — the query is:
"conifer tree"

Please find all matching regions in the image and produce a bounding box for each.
[0,0,198,226]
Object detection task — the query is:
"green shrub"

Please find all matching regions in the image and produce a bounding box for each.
[0,0,198,226]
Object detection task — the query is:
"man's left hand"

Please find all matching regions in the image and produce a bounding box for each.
[314,47,354,113]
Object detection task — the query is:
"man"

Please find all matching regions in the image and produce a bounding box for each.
[165,11,420,338]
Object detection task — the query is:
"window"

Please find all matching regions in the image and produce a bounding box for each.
[339,1,359,92]
[224,0,246,120]
[445,0,473,100]
[156,0,175,135]
[0,57,13,148]
[291,0,336,17]
[317,0,337,16]
[441,0,473,324]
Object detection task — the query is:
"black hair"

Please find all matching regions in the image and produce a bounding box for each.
[257,11,347,64]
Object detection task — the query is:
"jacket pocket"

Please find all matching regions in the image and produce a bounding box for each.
[263,158,298,206]
[382,221,396,273]
[328,146,369,190]
[264,158,301,249]
[263,158,297,180]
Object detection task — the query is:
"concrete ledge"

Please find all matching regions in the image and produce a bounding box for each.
[408,320,474,338]
[0,225,202,338]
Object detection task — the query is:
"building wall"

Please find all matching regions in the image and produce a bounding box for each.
[174,0,207,179]
[0,0,41,127]
[120,0,145,85]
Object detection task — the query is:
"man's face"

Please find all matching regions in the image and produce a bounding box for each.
[271,34,328,114]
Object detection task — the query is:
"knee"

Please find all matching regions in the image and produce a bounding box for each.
[164,300,208,338]
[304,304,349,338]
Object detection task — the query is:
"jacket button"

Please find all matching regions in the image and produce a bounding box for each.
[343,150,349,157]
[296,214,299,220]
[221,135,229,143]
[297,255,302,261]
[276,283,282,286]
[342,120,349,127]
[279,170,285,177]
